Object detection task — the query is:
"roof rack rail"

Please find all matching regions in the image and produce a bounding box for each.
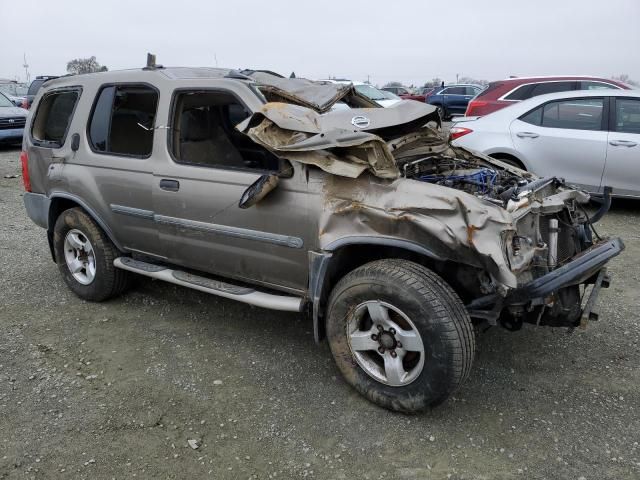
[143,53,164,71]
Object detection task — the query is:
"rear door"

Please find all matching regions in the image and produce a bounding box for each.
[442,87,468,114]
[602,97,640,196]
[73,83,161,256]
[510,97,608,192]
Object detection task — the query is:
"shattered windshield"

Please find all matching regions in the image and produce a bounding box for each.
[355,84,388,102]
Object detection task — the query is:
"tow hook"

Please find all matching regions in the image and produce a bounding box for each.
[579,268,610,329]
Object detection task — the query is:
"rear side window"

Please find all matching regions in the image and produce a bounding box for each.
[507,81,576,101]
[579,81,618,90]
[88,85,159,157]
[504,84,534,101]
[521,98,604,131]
[444,87,466,95]
[529,81,576,98]
[31,89,80,147]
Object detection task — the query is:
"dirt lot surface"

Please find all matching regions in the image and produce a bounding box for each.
[1,145,639,479]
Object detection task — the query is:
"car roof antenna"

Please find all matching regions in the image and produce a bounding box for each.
[144,53,163,70]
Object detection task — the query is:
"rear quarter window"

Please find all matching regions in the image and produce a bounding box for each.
[31,89,81,147]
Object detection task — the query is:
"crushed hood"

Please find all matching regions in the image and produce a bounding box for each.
[237,101,440,179]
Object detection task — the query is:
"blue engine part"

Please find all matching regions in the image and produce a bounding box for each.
[419,168,498,194]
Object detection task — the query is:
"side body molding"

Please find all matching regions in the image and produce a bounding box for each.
[309,236,445,343]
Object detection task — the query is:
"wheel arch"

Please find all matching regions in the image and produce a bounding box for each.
[47,193,124,261]
[487,151,528,170]
[310,237,448,344]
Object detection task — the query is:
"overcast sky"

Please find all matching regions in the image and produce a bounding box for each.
[2,0,639,86]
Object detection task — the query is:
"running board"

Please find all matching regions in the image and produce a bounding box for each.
[113,257,304,312]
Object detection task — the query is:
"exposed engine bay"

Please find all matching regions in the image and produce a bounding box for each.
[399,155,527,207]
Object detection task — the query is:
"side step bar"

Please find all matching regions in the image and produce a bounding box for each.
[114,257,304,312]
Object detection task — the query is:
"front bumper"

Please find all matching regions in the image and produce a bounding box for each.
[507,237,624,303]
[468,237,625,310]
[0,128,24,144]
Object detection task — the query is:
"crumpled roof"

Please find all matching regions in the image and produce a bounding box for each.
[247,72,354,113]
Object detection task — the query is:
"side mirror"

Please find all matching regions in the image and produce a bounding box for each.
[71,133,80,152]
[238,174,280,209]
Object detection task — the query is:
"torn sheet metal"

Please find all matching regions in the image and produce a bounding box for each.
[237,101,440,179]
[318,174,520,287]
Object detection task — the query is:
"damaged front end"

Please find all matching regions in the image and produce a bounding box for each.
[237,87,623,331]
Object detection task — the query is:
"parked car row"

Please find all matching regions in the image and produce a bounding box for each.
[0,81,29,107]
[0,91,28,145]
[0,75,59,146]
[451,89,640,198]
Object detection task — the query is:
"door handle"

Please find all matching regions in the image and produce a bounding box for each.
[609,140,638,147]
[516,132,539,138]
[159,179,180,192]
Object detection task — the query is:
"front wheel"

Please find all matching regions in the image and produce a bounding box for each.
[326,259,475,413]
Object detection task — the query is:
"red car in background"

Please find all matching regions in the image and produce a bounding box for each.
[465,76,631,117]
[381,85,430,103]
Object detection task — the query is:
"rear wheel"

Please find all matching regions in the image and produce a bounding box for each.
[53,208,130,301]
[326,259,475,413]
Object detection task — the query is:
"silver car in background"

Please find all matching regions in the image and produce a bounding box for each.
[450,90,640,198]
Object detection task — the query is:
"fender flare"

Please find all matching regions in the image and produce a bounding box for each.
[309,236,445,343]
[48,192,125,252]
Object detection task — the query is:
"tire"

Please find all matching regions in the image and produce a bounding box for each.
[53,207,130,302]
[326,259,475,413]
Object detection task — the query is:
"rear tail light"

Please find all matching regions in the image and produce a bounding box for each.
[465,100,488,116]
[20,151,32,192]
[449,127,473,141]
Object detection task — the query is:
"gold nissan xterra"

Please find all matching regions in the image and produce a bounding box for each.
[21,60,623,412]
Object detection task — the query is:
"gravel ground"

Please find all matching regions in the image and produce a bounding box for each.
[1,145,638,479]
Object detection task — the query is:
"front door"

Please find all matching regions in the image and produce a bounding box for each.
[152,89,315,293]
[510,97,608,193]
[602,97,640,196]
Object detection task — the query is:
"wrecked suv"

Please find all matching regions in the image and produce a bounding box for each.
[22,65,623,413]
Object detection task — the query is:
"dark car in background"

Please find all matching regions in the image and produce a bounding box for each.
[21,75,58,109]
[0,92,28,145]
[464,76,631,117]
[426,84,484,119]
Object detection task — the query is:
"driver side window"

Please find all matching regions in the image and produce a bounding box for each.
[170,90,281,172]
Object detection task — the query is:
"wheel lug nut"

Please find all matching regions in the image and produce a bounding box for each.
[377,325,384,332]
[390,350,397,358]
[378,347,385,354]
[396,342,402,348]
[371,334,378,341]
[389,328,396,335]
